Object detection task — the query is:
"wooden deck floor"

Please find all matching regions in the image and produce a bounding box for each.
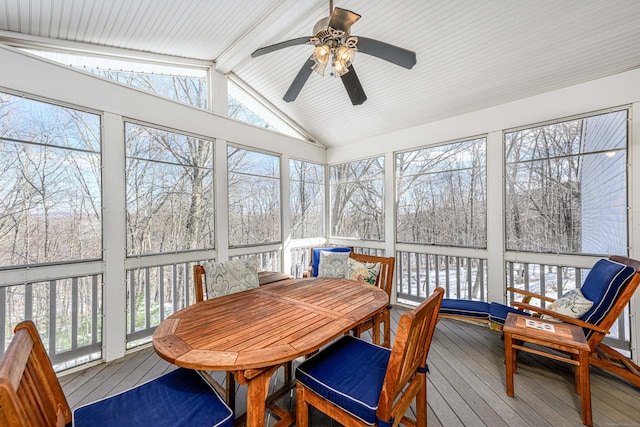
[59,307,640,426]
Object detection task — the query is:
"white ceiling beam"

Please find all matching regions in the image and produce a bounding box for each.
[214,0,327,74]
[0,30,214,69]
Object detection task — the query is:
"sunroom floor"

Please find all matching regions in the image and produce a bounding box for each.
[59,307,640,426]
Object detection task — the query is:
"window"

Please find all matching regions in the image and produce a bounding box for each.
[24,50,208,108]
[505,110,627,254]
[290,159,325,239]
[228,147,280,246]
[125,123,214,255]
[92,69,207,108]
[396,138,487,247]
[330,157,384,240]
[0,91,102,266]
[228,81,306,140]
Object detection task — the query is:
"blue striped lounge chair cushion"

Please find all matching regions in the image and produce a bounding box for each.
[440,299,490,319]
[489,302,530,325]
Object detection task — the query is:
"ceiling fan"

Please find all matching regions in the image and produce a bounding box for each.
[251,1,417,106]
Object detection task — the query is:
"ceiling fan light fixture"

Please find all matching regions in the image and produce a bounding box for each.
[312,44,331,76]
[331,45,355,77]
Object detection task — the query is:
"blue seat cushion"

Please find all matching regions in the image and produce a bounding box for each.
[311,247,352,277]
[73,368,233,427]
[296,335,391,425]
[440,299,490,319]
[578,258,636,338]
[489,302,530,325]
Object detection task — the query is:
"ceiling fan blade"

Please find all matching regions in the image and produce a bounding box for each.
[251,37,311,58]
[328,7,361,32]
[284,58,315,102]
[340,65,367,105]
[356,37,417,69]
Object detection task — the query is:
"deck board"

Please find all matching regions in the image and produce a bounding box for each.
[59,307,640,426]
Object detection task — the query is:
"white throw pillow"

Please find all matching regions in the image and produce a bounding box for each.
[202,257,259,298]
[540,288,594,322]
[345,258,381,285]
[317,251,350,278]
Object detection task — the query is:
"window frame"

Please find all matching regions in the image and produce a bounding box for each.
[503,106,630,256]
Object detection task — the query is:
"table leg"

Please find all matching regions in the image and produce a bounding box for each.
[505,331,515,397]
[578,350,592,426]
[245,365,280,427]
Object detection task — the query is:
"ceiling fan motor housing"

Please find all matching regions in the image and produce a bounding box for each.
[312,17,350,47]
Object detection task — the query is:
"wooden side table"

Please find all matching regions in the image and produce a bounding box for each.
[503,312,592,426]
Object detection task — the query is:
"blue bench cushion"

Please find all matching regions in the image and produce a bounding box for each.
[489,302,530,325]
[311,247,352,277]
[73,368,233,427]
[440,299,490,319]
[296,335,391,425]
[578,258,636,338]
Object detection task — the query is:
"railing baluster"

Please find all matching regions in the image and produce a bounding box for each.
[508,262,515,302]
[25,283,33,321]
[172,264,179,314]
[144,267,151,330]
[416,252,422,299]
[72,277,78,350]
[92,275,98,344]
[49,280,57,356]
[426,254,431,297]
[455,256,461,299]
[182,263,189,307]
[0,287,5,355]
[158,266,165,321]
[540,264,546,306]
[129,270,136,333]
[479,259,485,301]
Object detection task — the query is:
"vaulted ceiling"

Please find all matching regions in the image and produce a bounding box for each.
[1,0,640,147]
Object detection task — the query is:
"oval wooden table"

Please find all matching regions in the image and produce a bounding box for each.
[153,277,389,427]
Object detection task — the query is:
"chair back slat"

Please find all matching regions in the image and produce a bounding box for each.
[377,287,444,419]
[194,264,206,302]
[0,321,71,427]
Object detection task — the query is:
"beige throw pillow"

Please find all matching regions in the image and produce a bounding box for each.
[202,257,259,298]
[540,288,594,322]
[317,251,350,278]
[345,258,381,285]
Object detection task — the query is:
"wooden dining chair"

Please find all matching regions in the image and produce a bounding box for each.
[194,264,238,409]
[194,263,294,415]
[350,253,396,347]
[0,320,233,427]
[296,287,444,427]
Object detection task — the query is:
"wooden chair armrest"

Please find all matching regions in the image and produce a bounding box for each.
[506,287,555,303]
[511,302,609,334]
[302,266,312,278]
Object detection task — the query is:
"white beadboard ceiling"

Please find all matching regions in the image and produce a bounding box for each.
[1,0,640,147]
